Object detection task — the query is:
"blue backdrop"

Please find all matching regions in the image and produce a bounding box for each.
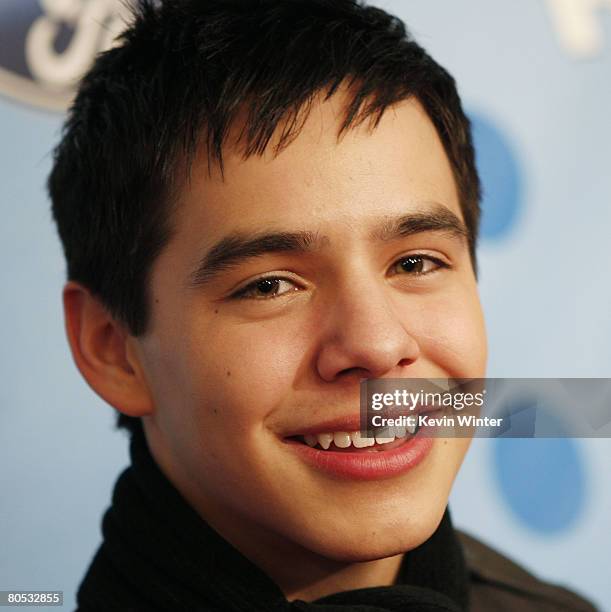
[1,1,609,609]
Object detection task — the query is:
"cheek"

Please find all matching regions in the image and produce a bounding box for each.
[412,285,487,378]
[176,314,309,427]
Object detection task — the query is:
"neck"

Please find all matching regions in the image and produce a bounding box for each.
[282,555,405,602]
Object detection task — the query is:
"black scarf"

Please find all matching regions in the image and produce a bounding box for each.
[76,422,469,611]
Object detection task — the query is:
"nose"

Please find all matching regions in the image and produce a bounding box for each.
[315,276,420,382]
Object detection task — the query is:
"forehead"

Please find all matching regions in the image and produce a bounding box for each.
[170,91,461,257]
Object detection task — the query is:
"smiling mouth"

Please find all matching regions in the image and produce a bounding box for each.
[287,424,421,453]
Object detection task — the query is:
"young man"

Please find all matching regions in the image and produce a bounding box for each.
[49,1,596,610]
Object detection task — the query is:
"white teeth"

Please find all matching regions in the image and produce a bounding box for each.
[305,427,408,449]
[436,378,450,391]
[375,428,395,444]
[407,421,417,434]
[317,433,333,450]
[333,432,352,448]
[351,431,375,448]
[394,425,407,439]
[304,434,318,447]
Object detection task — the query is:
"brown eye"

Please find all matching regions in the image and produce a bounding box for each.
[231,277,299,300]
[392,255,446,276]
[254,279,279,295]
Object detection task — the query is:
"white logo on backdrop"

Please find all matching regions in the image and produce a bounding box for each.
[545,0,611,58]
[26,0,130,89]
[0,0,130,110]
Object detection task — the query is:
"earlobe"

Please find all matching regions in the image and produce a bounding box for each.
[62,281,154,418]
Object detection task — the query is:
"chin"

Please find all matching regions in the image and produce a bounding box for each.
[292,503,447,563]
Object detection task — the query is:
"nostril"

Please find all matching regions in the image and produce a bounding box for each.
[338,366,369,379]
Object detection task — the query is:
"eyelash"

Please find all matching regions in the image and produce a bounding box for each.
[228,254,450,301]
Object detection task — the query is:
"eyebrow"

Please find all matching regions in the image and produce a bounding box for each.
[370,204,468,243]
[187,203,468,288]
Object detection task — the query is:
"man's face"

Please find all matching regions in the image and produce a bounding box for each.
[134,92,487,562]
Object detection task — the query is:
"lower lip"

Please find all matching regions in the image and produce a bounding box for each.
[285,431,434,481]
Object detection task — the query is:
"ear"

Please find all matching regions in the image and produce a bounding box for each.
[62,281,154,418]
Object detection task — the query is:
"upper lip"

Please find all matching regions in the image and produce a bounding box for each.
[282,403,443,437]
